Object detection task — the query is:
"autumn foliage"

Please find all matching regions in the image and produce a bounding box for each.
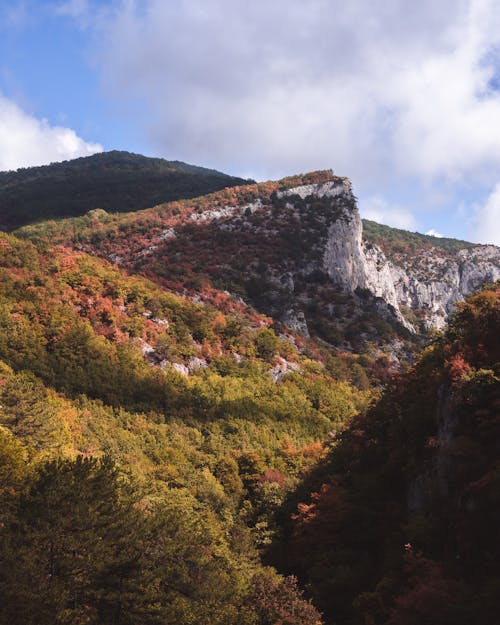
[279,283,500,624]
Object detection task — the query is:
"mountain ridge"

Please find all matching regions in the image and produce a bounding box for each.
[17,170,499,354]
[0,150,253,230]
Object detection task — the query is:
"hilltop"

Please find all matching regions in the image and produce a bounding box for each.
[0,150,252,230]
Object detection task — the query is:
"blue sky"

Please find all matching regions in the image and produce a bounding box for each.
[1,0,500,244]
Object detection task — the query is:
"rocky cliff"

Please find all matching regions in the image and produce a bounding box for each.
[310,180,500,331]
[18,170,500,350]
[274,179,499,334]
[388,244,499,329]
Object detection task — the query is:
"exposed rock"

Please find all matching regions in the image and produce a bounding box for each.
[269,357,301,382]
[276,179,352,200]
[152,317,169,327]
[241,198,263,215]
[391,245,500,329]
[157,357,207,376]
[253,179,498,338]
[158,227,176,240]
[190,205,239,222]
[140,341,155,355]
[307,180,500,332]
[187,356,208,373]
[172,362,189,376]
[322,194,412,330]
[282,309,310,337]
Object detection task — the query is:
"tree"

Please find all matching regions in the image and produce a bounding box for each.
[246,570,323,625]
[0,456,142,625]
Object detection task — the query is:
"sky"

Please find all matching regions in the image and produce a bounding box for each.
[0,0,500,244]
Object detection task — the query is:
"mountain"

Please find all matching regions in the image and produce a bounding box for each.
[1,160,498,624]
[18,169,500,358]
[0,150,253,230]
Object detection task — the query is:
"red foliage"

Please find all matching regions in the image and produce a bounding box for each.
[446,353,472,383]
[292,483,347,535]
[258,468,287,489]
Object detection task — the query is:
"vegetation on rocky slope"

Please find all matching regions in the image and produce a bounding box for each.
[362,219,475,257]
[16,169,418,357]
[0,230,367,624]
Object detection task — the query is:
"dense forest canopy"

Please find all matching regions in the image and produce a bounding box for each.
[0,151,253,230]
[0,229,363,624]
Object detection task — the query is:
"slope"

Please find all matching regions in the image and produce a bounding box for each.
[0,150,253,230]
[17,170,499,360]
[0,229,371,623]
[279,282,500,625]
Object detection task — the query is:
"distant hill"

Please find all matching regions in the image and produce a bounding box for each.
[0,150,253,230]
[362,219,475,256]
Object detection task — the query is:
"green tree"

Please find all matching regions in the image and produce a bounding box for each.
[0,456,142,625]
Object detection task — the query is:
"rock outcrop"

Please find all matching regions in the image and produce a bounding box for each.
[390,245,500,329]
[321,185,411,330]
[286,180,499,332]
[55,170,499,343]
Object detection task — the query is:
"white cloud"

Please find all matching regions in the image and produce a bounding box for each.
[360,195,418,231]
[49,0,500,243]
[0,95,102,171]
[87,0,500,190]
[470,183,500,245]
[425,229,444,238]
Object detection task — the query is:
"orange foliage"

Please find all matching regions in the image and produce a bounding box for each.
[446,353,472,383]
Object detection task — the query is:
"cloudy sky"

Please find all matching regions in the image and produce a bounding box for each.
[1,0,500,244]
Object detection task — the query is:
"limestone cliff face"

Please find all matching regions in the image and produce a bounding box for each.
[250,179,499,333]
[81,172,499,340]
[321,192,410,329]
[389,245,500,329]
[288,180,500,331]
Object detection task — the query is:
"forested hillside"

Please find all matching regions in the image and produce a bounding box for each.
[0,151,252,230]
[16,170,419,357]
[0,230,366,624]
[0,160,498,624]
[18,167,498,358]
[277,283,500,624]
[362,219,475,256]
